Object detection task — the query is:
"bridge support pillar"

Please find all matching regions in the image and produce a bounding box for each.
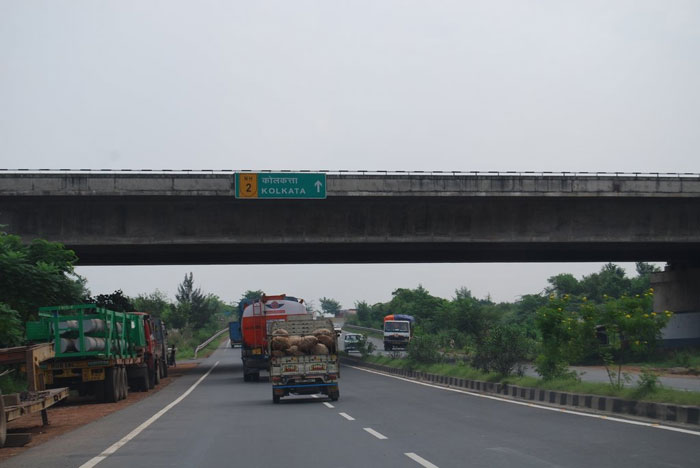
[651,265,700,347]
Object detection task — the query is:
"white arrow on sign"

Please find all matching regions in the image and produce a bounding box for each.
[314,180,322,193]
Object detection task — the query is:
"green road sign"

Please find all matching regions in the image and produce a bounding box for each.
[235,172,326,199]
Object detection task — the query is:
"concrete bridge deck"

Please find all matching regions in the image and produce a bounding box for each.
[1,171,699,265]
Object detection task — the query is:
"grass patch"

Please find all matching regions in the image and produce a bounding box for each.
[626,348,700,371]
[176,336,228,360]
[356,355,700,406]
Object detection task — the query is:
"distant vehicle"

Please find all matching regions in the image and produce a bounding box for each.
[229,321,242,348]
[343,333,365,352]
[383,314,415,350]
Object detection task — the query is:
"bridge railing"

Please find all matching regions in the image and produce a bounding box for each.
[1,169,699,178]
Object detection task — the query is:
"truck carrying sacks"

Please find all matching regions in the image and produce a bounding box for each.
[269,317,340,403]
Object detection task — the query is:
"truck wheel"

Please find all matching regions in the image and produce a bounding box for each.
[272,391,280,404]
[148,366,156,389]
[104,367,118,403]
[161,358,168,378]
[252,372,260,382]
[154,362,161,386]
[0,392,6,448]
[139,366,149,392]
[115,368,124,401]
[329,388,339,401]
[95,380,106,401]
[121,367,129,400]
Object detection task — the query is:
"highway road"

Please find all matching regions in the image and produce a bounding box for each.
[4,344,699,468]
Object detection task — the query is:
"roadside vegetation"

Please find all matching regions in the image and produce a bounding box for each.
[345,262,700,404]
[0,229,234,393]
[359,355,700,406]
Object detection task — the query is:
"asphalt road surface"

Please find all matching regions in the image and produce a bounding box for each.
[4,344,699,468]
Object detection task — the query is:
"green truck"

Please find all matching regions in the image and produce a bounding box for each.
[26,304,167,403]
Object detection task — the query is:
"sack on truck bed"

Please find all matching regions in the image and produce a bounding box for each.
[271,336,291,351]
[316,334,334,349]
[312,328,332,336]
[288,335,302,347]
[297,335,318,352]
[311,343,329,355]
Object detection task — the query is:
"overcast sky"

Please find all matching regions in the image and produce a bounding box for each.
[1,1,696,307]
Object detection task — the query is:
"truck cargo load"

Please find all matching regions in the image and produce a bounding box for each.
[269,316,339,403]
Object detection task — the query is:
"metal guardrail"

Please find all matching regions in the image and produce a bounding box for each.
[343,324,383,334]
[0,169,699,178]
[193,328,227,359]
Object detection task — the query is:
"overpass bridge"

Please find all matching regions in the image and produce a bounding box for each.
[1,170,699,265]
[2,169,700,345]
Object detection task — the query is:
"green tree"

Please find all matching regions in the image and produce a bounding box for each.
[476,324,531,375]
[630,262,661,295]
[319,297,342,316]
[579,263,631,302]
[354,300,371,326]
[239,290,264,303]
[387,286,448,332]
[546,273,581,296]
[0,303,23,347]
[133,290,173,318]
[89,289,135,312]
[175,273,208,329]
[593,291,670,389]
[449,289,498,343]
[0,231,87,335]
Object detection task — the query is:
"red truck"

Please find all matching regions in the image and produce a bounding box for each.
[239,294,309,381]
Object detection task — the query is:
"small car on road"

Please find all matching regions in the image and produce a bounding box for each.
[343,333,365,352]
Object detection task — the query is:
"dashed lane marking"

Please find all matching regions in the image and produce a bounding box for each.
[78,360,221,468]
[347,365,700,437]
[339,412,355,421]
[324,402,335,408]
[405,452,439,468]
[363,427,388,439]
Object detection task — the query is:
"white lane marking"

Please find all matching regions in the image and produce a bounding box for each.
[339,412,355,421]
[310,394,319,398]
[347,365,700,437]
[79,360,220,468]
[405,452,439,468]
[226,339,231,347]
[324,402,335,408]
[363,427,388,439]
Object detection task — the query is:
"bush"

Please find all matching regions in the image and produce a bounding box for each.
[634,367,661,397]
[407,335,441,364]
[474,325,531,375]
